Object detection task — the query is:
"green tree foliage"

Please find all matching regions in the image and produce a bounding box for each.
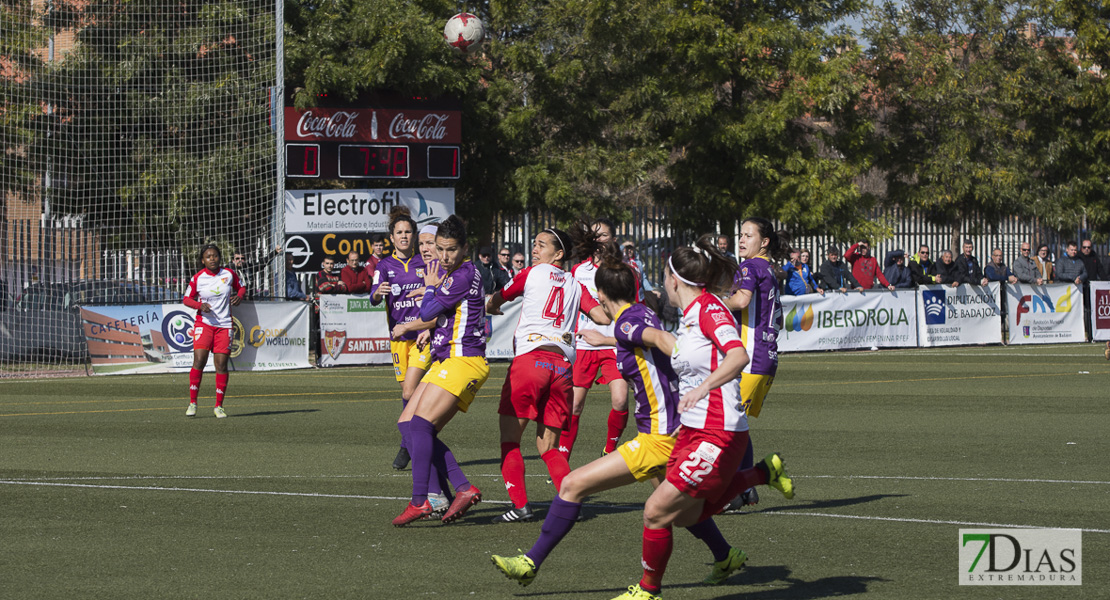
[0,0,51,223]
[45,0,277,250]
[862,0,1062,247]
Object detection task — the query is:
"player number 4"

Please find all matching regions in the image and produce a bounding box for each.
[542,286,566,327]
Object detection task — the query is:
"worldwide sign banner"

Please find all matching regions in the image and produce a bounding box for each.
[916,283,1002,347]
[1004,283,1085,345]
[779,289,918,352]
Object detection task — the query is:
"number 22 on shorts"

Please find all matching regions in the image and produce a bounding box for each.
[678,441,722,485]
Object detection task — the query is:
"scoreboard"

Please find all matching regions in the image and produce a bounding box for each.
[283,106,461,181]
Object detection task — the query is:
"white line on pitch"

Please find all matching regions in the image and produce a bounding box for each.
[758,510,1110,534]
[802,475,1110,485]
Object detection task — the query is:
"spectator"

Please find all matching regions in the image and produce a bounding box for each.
[933,250,960,288]
[1079,240,1103,281]
[882,249,914,289]
[511,252,527,277]
[716,234,736,260]
[908,245,936,286]
[284,253,307,300]
[340,251,372,294]
[817,245,859,292]
[475,246,510,295]
[954,240,988,286]
[621,240,659,306]
[798,250,815,273]
[497,247,514,274]
[365,235,387,275]
[1056,241,1087,286]
[227,252,255,299]
[1034,244,1055,283]
[783,249,824,295]
[1012,242,1042,284]
[984,248,1018,284]
[315,255,347,294]
[845,241,894,290]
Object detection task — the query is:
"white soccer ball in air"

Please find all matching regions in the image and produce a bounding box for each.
[443,13,485,54]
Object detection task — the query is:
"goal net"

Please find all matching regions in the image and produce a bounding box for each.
[1,0,280,376]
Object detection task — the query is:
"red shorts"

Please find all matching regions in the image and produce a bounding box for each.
[571,348,621,388]
[665,427,748,502]
[498,350,572,430]
[193,323,231,354]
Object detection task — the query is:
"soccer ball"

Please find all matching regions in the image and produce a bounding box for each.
[443,13,485,54]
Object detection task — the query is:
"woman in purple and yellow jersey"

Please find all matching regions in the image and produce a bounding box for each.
[390,215,490,527]
[720,217,790,511]
[372,207,432,471]
[491,246,750,589]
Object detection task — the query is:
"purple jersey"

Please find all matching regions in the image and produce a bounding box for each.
[424,261,487,361]
[373,253,427,341]
[612,303,680,436]
[732,255,782,376]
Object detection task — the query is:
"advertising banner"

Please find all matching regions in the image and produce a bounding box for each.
[82,301,310,374]
[317,295,392,367]
[284,188,454,233]
[317,293,522,366]
[779,289,917,352]
[916,283,1002,347]
[284,107,461,144]
[1091,282,1110,342]
[1004,283,1085,344]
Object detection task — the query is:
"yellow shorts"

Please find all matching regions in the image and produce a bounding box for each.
[421,356,490,413]
[740,373,774,418]
[391,340,432,382]
[617,432,676,482]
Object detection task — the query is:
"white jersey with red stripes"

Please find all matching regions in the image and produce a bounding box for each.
[673,292,748,432]
[185,268,242,329]
[572,259,616,351]
[500,263,597,362]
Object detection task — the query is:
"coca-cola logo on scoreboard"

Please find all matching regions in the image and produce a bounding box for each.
[388,113,450,141]
[285,107,461,144]
[296,110,360,139]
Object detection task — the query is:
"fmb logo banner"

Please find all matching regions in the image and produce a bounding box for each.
[959,528,1081,585]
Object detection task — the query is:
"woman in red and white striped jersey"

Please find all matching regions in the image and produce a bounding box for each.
[183,243,245,419]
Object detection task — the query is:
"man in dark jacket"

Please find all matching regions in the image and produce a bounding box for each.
[817,245,859,292]
[933,250,960,288]
[908,245,935,286]
[954,240,988,286]
[984,248,1018,284]
[883,249,914,289]
[1079,240,1102,282]
[475,246,510,295]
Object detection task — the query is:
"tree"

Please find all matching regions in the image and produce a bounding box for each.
[862,0,1064,249]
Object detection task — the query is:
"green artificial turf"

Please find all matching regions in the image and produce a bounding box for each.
[1,344,1107,599]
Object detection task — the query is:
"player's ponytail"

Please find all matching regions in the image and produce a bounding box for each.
[669,234,737,293]
[595,252,638,306]
[389,206,417,234]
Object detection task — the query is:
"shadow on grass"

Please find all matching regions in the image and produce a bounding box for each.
[231,409,322,418]
[516,566,886,599]
[750,493,910,513]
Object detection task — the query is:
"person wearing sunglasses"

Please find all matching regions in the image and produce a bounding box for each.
[1012,243,1042,285]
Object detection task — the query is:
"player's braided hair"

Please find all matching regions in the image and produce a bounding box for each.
[669,233,737,294]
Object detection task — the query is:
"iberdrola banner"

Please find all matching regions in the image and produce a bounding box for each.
[779,289,918,352]
[1005,283,1085,344]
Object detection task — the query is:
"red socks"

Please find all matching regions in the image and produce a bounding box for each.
[500,442,529,508]
[558,415,581,460]
[540,449,571,491]
[604,409,629,454]
[189,368,202,402]
[214,373,228,408]
[639,526,673,593]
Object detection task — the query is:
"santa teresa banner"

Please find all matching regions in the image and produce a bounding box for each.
[916,283,1002,347]
[1004,283,1085,344]
[779,289,917,352]
[81,301,310,374]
